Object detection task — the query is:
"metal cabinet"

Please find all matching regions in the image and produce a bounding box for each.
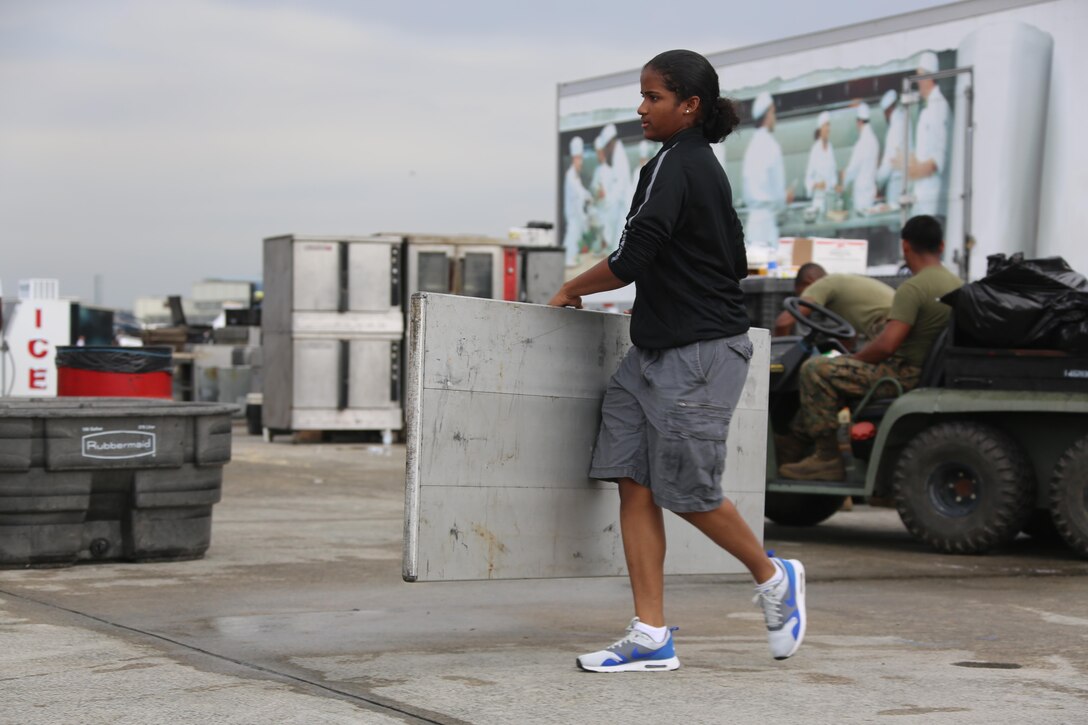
[262,235,405,436]
[260,233,565,438]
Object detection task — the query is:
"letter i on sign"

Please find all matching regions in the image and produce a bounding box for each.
[36,309,42,327]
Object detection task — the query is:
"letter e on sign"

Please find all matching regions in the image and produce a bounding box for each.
[29,369,47,389]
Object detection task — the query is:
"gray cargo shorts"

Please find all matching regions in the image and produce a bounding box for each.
[588,333,752,513]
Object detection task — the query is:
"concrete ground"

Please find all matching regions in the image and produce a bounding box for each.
[2,428,1087,724]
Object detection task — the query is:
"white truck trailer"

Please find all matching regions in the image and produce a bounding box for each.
[556,0,1086,289]
[553,0,1088,559]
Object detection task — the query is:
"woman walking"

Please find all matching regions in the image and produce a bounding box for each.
[549,49,806,672]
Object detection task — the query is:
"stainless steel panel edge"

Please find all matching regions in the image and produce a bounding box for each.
[402,292,427,581]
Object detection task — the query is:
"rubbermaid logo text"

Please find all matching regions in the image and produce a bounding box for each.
[81,431,157,460]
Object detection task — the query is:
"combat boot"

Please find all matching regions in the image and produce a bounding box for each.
[773,433,811,465]
[778,435,845,481]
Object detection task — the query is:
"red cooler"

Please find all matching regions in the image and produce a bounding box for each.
[56,346,173,399]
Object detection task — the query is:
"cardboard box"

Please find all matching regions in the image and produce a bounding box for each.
[778,237,868,274]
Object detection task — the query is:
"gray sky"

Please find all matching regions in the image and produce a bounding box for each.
[1,0,948,309]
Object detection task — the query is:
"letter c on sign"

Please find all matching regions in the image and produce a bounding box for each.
[28,339,49,358]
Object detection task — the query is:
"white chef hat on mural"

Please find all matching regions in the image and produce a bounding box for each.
[599,123,618,146]
[918,51,939,74]
[752,91,773,121]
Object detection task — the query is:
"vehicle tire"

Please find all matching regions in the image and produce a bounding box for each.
[765,492,845,526]
[892,421,1034,554]
[1049,435,1088,559]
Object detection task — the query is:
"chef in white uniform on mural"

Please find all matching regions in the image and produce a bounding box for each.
[742,91,792,247]
[908,51,949,216]
[876,89,910,206]
[627,140,653,213]
[604,121,631,251]
[599,123,630,253]
[606,123,631,206]
[562,136,591,267]
[842,102,879,212]
[589,132,618,254]
[804,110,838,213]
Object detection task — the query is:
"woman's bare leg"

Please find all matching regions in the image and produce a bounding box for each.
[677,499,777,584]
[618,478,667,626]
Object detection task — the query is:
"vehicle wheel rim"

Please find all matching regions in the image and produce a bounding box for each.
[927,462,981,517]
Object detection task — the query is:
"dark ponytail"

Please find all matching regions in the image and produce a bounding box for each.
[645,49,740,142]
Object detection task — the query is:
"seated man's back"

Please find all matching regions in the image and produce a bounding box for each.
[886,265,962,367]
[802,273,895,341]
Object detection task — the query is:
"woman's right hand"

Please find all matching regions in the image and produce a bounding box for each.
[548,288,583,308]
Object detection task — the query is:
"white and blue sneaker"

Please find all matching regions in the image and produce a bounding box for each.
[754,557,807,660]
[576,618,680,672]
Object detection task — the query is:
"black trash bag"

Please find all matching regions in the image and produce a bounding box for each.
[941,253,1088,351]
[1056,318,1088,354]
[55,346,173,374]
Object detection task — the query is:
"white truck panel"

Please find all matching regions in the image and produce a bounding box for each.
[558,0,1087,278]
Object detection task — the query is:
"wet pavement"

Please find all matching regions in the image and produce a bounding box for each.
[2,429,1086,724]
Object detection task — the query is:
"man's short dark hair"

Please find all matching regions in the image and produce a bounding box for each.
[794,262,827,292]
[901,215,943,254]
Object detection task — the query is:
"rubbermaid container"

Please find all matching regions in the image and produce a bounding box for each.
[0,397,236,568]
[56,346,174,399]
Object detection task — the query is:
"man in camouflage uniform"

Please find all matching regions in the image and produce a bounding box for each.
[780,215,962,481]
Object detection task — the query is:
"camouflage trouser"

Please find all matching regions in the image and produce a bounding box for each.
[798,355,921,438]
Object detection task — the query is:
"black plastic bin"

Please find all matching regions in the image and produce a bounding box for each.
[0,397,236,568]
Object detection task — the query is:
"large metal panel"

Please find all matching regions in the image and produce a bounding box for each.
[403,293,769,582]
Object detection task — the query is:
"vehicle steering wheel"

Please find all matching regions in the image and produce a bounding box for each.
[783,296,856,340]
